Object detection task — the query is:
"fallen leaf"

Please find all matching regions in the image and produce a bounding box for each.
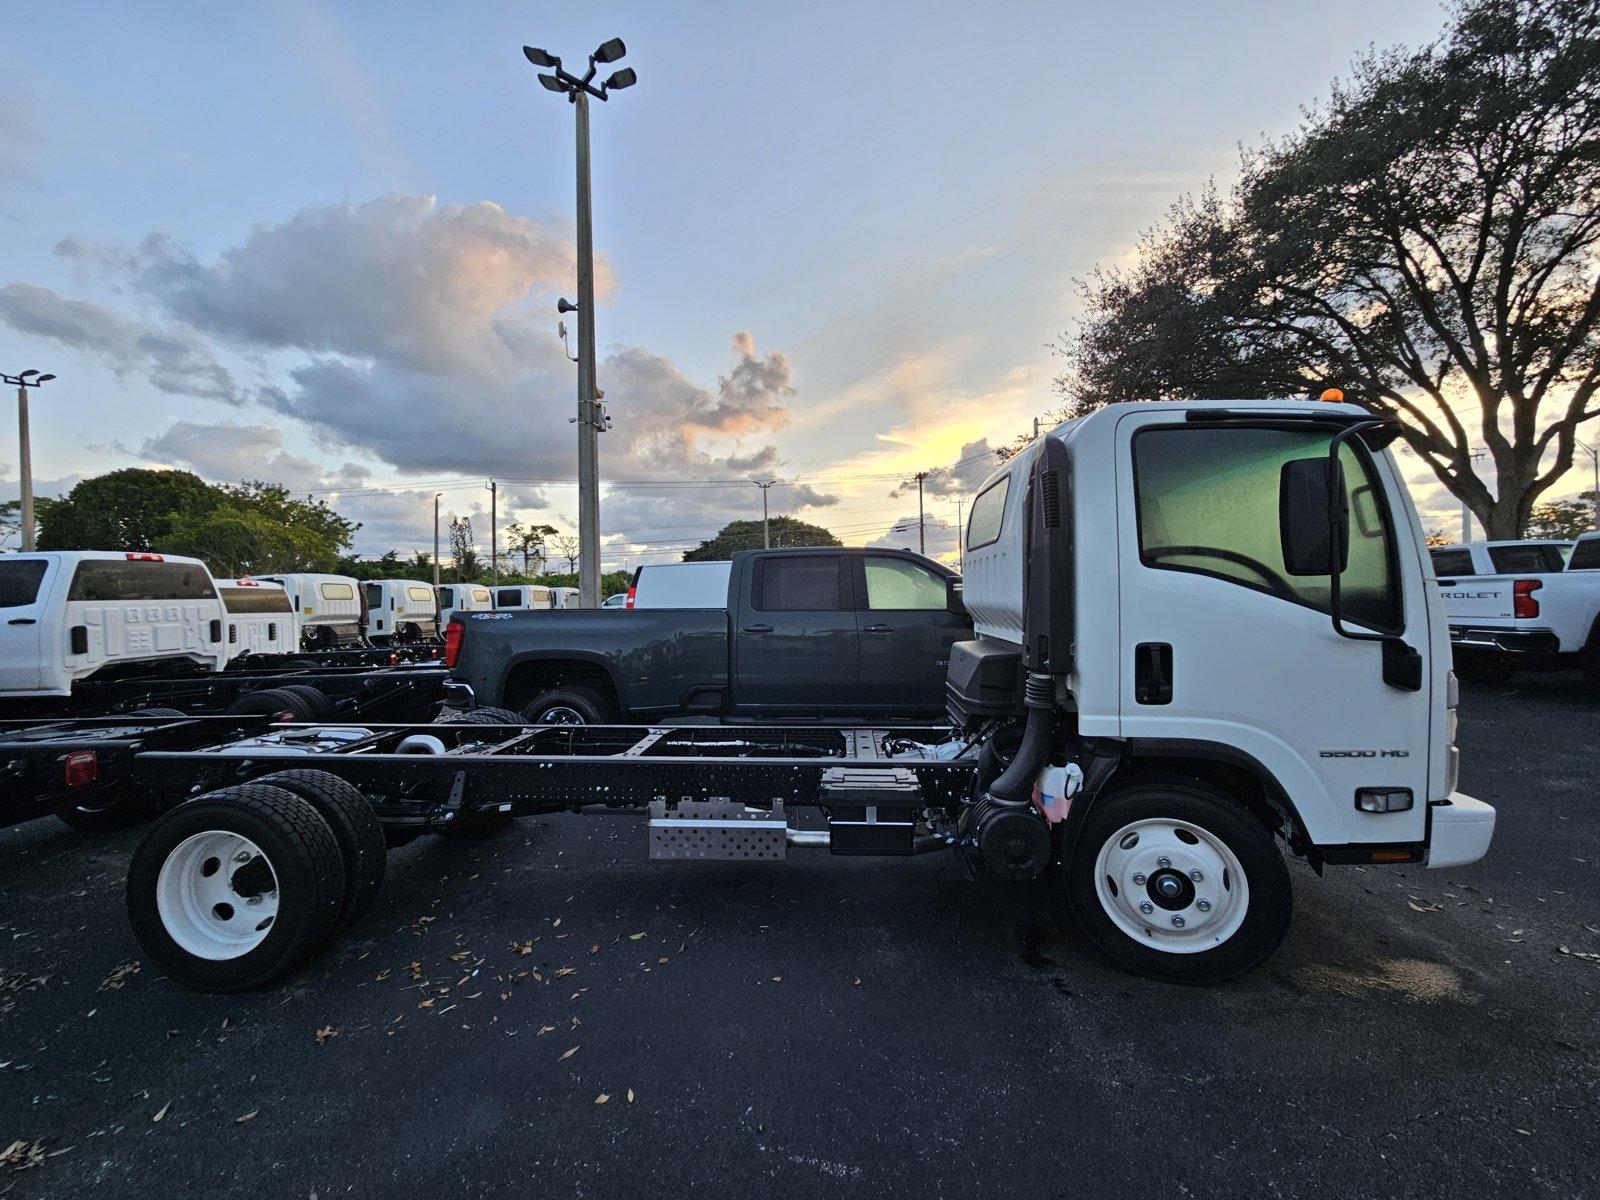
[628,933,645,941]
[595,1093,610,1105]
[658,957,668,965]
[772,976,782,983]
[375,969,391,982]
[627,1088,635,1103]
[555,967,577,978]
[449,951,471,962]
[538,1025,556,1035]
[1,1139,45,1170]
[419,998,436,1008]
[99,961,141,991]
[314,1025,340,1045]
[1406,900,1442,913]
[590,945,601,955]
[153,1100,171,1122]
[511,941,534,956]
[560,1045,580,1061]
[235,1110,258,1125]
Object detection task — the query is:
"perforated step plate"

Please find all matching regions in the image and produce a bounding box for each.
[648,799,787,862]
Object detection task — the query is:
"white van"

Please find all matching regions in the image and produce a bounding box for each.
[364,579,441,642]
[626,561,732,608]
[550,586,580,609]
[0,552,228,696]
[493,584,553,611]
[437,583,494,627]
[216,578,295,660]
[255,573,365,649]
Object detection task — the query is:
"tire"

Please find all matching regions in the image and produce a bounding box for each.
[256,770,386,936]
[1064,780,1291,986]
[226,687,306,721]
[1452,652,1516,684]
[436,707,531,727]
[274,684,335,722]
[521,686,615,726]
[126,784,346,993]
[135,707,189,719]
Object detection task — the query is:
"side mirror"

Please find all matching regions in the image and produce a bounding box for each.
[1279,457,1348,576]
[946,576,967,616]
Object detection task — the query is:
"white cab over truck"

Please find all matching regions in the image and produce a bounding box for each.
[363,579,440,642]
[0,552,227,696]
[492,584,553,611]
[255,574,365,649]
[1430,539,1600,685]
[436,583,493,627]
[216,578,295,660]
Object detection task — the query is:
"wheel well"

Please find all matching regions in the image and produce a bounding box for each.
[1097,756,1305,851]
[501,659,619,714]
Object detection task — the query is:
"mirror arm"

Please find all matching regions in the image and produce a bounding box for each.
[1326,421,1389,644]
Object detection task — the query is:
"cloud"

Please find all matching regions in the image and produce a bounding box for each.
[0,281,239,402]
[891,437,1001,499]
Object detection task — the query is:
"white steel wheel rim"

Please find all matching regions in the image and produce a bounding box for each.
[155,831,279,960]
[539,705,586,725]
[1092,818,1250,955]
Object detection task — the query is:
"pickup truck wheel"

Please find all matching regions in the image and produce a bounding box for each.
[522,686,615,726]
[1065,781,1291,985]
[1453,652,1516,684]
[255,770,386,936]
[126,784,345,993]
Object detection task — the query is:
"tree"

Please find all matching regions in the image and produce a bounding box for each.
[1526,494,1598,538]
[38,468,218,551]
[682,517,842,561]
[1424,528,1456,546]
[552,534,581,574]
[159,503,346,575]
[1057,0,1600,539]
[448,516,481,581]
[505,521,559,575]
[0,496,58,548]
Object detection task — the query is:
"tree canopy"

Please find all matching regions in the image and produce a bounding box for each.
[1058,0,1600,538]
[681,517,842,561]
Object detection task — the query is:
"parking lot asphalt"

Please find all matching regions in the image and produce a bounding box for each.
[2,675,1597,1199]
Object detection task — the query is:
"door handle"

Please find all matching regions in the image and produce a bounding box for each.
[742,624,773,634]
[7,618,36,625]
[862,623,895,633]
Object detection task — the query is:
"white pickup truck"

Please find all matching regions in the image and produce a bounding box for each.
[0,552,228,696]
[1430,538,1600,684]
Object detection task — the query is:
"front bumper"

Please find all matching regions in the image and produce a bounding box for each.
[1426,793,1495,869]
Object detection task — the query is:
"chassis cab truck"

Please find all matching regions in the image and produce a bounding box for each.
[436,583,493,627]
[256,574,364,649]
[363,580,441,642]
[947,399,1493,981]
[0,552,227,697]
[216,579,295,660]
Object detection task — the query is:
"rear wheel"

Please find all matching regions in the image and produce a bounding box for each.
[274,684,335,721]
[521,686,615,726]
[255,770,386,935]
[1453,652,1516,684]
[226,687,305,721]
[126,784,345,992]
[435,707,530,727]
[1065,780,1291,985]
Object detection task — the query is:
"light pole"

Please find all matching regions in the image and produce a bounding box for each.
[1577,439,1599,532]
[432,493,442,586]
[524,38,636,608]
[752,479,776,547]
[1,370,54,551]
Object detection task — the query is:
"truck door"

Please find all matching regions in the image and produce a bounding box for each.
[0,557,53,690]
[1115,414,1433,848]
[365,584,386,636]
[853,554,968,712]
[734,553,860,712]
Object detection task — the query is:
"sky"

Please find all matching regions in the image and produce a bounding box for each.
[1,0,1581,569]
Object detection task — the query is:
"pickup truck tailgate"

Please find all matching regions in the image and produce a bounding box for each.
[1435,577,1513,621]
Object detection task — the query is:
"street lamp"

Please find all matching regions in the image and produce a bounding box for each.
[522,36,637,609]
[1,370,55,551]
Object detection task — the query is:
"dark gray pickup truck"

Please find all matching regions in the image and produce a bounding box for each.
[446,547,971,723]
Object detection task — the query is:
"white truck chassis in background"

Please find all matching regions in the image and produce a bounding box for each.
[66,399,1493,994]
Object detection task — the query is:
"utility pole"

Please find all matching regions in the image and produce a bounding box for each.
[913,470,930,555]
[432,493,442,587]
[1578,439,1599,532]
[524,38,636,608]
[753,480,775,547]
[489,480,499,584]
[1462,449,1486,543]
[954,497,966,573]
[2,370,54,551]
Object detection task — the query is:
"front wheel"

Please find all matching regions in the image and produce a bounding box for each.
[1065,781,1291,985]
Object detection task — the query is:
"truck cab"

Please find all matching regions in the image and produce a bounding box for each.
[216,578,295,660]
[493,584,554,611]
[0,552,227,697]
[255,573,364,649]
[363,579,441,642]
[437,583,493,627]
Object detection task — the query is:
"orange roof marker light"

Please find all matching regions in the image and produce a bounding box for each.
[1319,388,1345,402]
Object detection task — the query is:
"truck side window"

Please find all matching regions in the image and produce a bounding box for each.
[67,560,217,602]
[408,586,433,604]
[497,588,522,607]
[0,560,48,608]
[1570,539,1600,570]
[1429,549,1475,576]
[864,558,947,610]
[1487,544,1566,573]
[967,476,1009,550]
[319,582,355,601]
[438,587,455,607]
[1134,426,1402,633]
[365,583,382,609]
[755,556,847,611]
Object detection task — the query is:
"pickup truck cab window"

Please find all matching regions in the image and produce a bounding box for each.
[1570,537,1600,570]
[219,586,293,614]
[0,560,48,608]
[1134,425,1402,633]
[754,555,848,612]
[67,560,217,602]
[864,557,947,610]
[1430,549,1475,576]
[967,476,1009,551]
[1488,543,1569,573]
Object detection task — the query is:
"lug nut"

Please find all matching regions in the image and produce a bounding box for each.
[1171,915,1185,928]
[1157,856,1172,869]
[246,895,262,906]
[235,851,251,863]
[1138,901,1154,915]
[1196,899,1212,912]
[1132,872,1147,885]
[1190,869,1203,882]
